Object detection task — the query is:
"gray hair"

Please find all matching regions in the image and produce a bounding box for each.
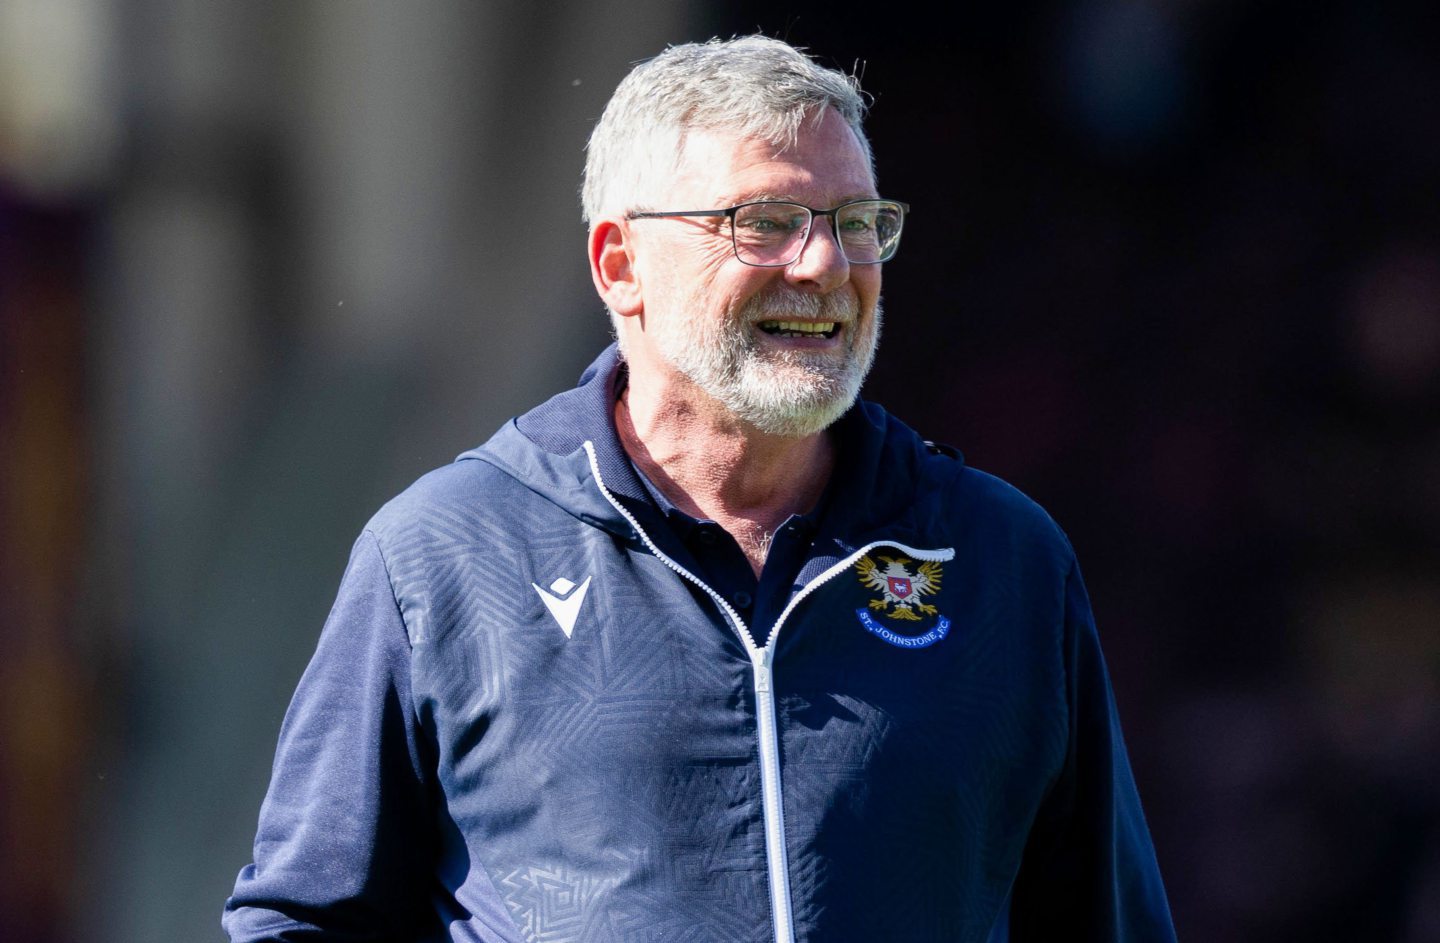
[582,36,872,224]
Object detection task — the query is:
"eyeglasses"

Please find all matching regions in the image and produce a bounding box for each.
[626,199,909,267]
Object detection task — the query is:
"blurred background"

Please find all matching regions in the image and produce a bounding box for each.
[2,1,1437,940]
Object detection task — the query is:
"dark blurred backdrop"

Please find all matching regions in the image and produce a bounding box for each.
[1,2,1437,941]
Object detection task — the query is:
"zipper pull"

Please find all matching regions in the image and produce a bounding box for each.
[753,653,771,693]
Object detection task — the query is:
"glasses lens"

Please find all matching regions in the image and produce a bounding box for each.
[731,203,811,265]
[836,201,904,263]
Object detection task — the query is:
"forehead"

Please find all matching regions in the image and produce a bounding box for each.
[665,108,876,207]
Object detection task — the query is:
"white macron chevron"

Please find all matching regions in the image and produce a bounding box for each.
[531,575,592,638]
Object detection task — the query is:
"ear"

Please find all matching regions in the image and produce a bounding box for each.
[588,218,643,317]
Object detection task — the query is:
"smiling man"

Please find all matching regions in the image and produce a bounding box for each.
[225,36,1176,943]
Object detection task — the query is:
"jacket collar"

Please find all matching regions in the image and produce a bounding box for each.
[460,343,965,547]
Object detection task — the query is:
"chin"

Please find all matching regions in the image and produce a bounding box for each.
[726,360,866,438]
[743,402,853,438]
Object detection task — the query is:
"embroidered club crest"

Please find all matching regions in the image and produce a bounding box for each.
[857,555,941,620]
[854,554,951,649]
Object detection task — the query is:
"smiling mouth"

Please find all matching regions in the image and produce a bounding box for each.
[758,320,839,339]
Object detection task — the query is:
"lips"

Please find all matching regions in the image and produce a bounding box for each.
[758,320,839,338]
[747,289,856,341]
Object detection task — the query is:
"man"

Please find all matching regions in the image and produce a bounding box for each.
[225,36,1176,943]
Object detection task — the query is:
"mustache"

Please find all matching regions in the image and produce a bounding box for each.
[745,289,859,323]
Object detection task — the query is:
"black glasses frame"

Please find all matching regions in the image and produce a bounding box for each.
[625,199,909,267]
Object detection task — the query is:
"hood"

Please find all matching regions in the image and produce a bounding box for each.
[456,344,967,550]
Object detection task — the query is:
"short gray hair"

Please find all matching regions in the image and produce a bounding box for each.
[582,36,872,224]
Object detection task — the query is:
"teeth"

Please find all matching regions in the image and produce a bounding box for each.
[760,321,837,334]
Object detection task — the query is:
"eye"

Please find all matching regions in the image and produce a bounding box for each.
[734,204,808,236]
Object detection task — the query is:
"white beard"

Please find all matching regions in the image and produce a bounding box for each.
[652,286,882,438]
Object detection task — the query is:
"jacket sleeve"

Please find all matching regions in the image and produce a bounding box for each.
[1006,559,1177,942]
[222,530,438,942]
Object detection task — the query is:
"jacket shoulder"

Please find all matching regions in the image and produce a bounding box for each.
[355,456,558,646]
[363,456,522,543]
[860,401,1074,566]
[943,464,1077,565]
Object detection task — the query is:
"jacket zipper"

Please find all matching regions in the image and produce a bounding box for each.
[582,442,954,943]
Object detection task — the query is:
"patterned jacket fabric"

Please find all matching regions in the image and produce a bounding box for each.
[223,345,1176,943]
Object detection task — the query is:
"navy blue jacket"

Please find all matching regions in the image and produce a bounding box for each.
[224,346,1175,942]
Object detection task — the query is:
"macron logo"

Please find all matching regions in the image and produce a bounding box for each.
[531,576,592,638]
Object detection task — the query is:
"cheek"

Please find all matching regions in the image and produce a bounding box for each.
[693,242,739,286]
[644,237,735,293]
[692,250,777,324]
[853,266,883,311]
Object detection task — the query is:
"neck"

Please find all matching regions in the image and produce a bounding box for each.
[616,375,833,576]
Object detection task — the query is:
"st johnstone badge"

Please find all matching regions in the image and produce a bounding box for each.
[854,554,950,649]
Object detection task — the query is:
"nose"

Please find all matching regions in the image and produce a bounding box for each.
[784,215,850,292]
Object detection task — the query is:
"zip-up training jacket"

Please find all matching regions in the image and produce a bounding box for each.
[224,344,1176,943]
